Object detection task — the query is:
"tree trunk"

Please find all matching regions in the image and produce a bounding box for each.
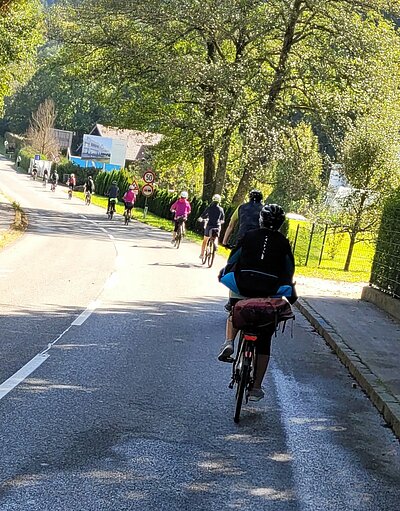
[202,145,216,202]
[213,128,233,195]
[231,163,252,207]
[266,0,302,111]
[344,231,357,271]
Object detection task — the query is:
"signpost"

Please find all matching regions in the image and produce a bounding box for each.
[142,170,156,218]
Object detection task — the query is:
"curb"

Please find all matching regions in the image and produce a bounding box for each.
[295,297,400,439]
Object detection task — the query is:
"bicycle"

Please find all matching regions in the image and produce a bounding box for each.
[227,297,294,423]
[107,198,117,219]
[174,217,185,248]
[201,228,219,268]
[85,191,92,205]
[124,207,132,225]
[50,182,57,192]
[68,187,73,199]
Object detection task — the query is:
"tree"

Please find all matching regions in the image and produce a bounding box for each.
[27,99,60,158]
[0,0,44,111]
[334,113,400,271]
[267,123,323,216]
[49,0,400,202]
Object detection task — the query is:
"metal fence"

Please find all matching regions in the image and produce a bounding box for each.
[287,221,375,276]
[370,198,400,298]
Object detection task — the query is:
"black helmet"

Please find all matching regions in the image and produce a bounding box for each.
[249,189,263,202]
[259,204,286,230]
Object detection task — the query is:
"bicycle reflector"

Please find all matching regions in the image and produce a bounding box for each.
[243,334,258,341]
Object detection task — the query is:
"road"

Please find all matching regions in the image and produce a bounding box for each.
[0,157,399,511]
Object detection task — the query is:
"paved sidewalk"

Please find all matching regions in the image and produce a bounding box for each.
[296,276,400,438]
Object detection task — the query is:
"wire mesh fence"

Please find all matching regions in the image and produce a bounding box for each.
[370,198,400,298]
[287,221,375,275]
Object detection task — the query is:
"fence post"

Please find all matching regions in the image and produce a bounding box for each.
[292,224,300,254]
[318,224,328,267]
[305,223,315,266]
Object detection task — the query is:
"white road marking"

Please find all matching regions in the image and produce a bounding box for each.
[71,300,101,326]
[0,353,49,400]
[104,272,118,289]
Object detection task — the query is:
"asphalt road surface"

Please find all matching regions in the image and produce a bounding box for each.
[0,158,399,511]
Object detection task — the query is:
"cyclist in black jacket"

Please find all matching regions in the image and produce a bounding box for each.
[218,204,295,401]
[198,194,225,259]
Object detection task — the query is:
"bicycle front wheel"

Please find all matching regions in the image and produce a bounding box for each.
[234,358,250,423]
[175,233,181,248]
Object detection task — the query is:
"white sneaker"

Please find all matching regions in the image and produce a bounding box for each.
[218,340,234,361]
[248,388,265,402]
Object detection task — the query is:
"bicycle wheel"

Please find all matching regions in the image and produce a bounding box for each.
[124,211,129,225]
[201,243,209,265]
[175,232,181,248]
[234,356,250,423]
[207,240,216,268]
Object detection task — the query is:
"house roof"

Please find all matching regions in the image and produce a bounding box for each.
[91,124,163,161]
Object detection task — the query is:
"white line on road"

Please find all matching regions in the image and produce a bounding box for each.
[104,272,118,289]
[0,353,49,400]
[71,300,101,326]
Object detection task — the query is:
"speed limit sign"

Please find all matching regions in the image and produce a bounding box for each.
[142,184,154,196]
[143,170,155,183]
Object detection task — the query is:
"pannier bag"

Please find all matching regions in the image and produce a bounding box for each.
[232,297,294,330]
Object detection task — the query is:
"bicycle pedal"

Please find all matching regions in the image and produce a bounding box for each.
[228,382,234,389]
[225,357,234,364]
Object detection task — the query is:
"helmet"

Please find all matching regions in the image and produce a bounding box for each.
[180,191,188,198]
[249,189,263,202]
[112,181,117,185]
[212,194,221,202]
[259,204,286,230]
[129,185,134,190]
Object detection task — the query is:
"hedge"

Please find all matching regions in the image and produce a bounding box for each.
[370,188,400,298]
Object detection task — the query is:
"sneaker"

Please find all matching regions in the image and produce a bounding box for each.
[199,254,203,259]
[218,340,234,361]
[171,239,175,244]
[248,388,265,402]
[224,301,232,313]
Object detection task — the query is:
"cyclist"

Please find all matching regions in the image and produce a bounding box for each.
[43,169,49,186]
[68,173,76,190]
[198,194,225,259]
[84,175,95,196]
[218,204,295,401]
[106,180,120,215]
[170,191,191,243]
[222,189,264,311]
[123,185,136,219]
[50,169,59,188]
[32,165,38,180]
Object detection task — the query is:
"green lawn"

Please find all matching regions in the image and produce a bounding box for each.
[72,191,372,283]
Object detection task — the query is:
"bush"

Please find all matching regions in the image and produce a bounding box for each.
[57,161,101,186]
[18,147,42,172]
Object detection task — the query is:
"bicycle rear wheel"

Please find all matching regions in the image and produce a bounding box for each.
[175,232,181,248]
[234,357,250,423]
[207,240,216,268]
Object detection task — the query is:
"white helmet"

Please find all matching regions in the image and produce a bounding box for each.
[129,185,134,190]
[180,191,188,198]
[212,194,221,202]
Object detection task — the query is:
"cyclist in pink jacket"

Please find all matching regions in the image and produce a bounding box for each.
[170,191,191,243]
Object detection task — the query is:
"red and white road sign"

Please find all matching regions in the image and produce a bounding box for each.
[143,170,155,184]
[142,184,154,197]
[131,180,139,191]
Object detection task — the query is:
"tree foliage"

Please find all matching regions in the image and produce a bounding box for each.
[0,0,44,111]
[49,0,400,202]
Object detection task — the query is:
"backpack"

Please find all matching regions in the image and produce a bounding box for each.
[232,297,294,330]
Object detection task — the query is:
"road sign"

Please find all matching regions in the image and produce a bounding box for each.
[131,180,139,191]
[142,184,154,197]
[143,170,155,184]
[34,154,41,161]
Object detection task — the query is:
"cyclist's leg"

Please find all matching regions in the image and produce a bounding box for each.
[218,298,240,361]
[200,236,209,257]
[248,324,275,400]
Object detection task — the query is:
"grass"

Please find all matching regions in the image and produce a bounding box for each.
[0,201,28,251]
[287,220,374,282]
